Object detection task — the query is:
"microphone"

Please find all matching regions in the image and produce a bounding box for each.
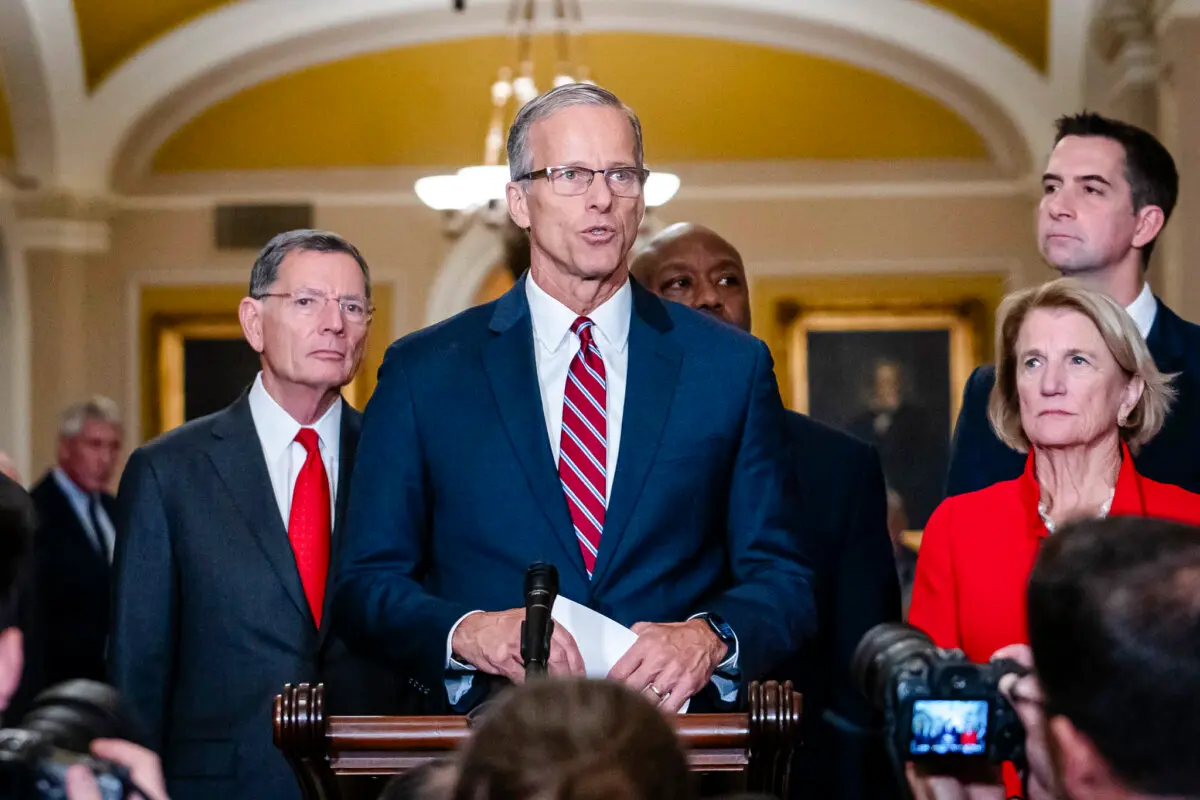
[521,562,559,678]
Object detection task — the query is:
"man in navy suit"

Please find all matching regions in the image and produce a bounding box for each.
[947,113,1200,497]
[631,223,900,800]
[334,84,815,714]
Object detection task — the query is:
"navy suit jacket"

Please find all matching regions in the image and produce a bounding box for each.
[775,412,900,800]
[29,474,115,687]
[334,276,816,708]
[947,298,1200,497]
[110,395,405,800]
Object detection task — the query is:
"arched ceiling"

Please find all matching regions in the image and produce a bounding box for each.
[153,33,988,172]
[924,1,1048,71]
[0,0,1094,193]
[71,0,1050,90]
[73,0,238,90]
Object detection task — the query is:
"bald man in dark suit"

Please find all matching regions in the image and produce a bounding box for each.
[632,223,901,800]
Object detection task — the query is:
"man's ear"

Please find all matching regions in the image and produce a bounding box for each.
[239,297,266,354]
[1132,204,1166,250]
[506,182,530,230]
[1049,714,1121,799]
[0,628,23,714]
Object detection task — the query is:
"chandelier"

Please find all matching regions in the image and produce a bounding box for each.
[415,0,681,212]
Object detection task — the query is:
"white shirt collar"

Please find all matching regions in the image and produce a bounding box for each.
[1126,281,1158,340]
[52,467,93,503]
[247,372,342,461]
[525,271,632,355]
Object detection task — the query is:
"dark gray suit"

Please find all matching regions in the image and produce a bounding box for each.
[109,393,404,800]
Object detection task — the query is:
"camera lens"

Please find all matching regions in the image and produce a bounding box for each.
[851,622,936,711]
[19,680,137,754]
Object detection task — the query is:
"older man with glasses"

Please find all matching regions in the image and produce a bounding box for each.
[334,83,816,717]
[109,229,405,800]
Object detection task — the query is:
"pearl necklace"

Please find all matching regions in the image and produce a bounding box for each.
[1038,487,1116,535]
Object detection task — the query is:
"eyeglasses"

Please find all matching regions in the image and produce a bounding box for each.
[516,165,650,198]
[255,291,374,325]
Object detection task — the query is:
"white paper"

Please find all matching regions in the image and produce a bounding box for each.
[550,595,689,712]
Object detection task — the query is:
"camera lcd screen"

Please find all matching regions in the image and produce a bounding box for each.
[910,699,988,756]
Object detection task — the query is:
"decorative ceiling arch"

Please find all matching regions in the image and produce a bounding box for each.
[0,0,88,185]
[76,0,1082,194]
[72,0,238,90]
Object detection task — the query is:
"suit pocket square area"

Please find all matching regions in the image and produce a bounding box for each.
[165,738,237,779]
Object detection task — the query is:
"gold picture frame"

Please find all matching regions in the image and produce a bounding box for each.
[750,272,1008,546]
[788,310,975,424]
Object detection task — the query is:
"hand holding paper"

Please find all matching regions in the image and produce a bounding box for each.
[551,596,690,713]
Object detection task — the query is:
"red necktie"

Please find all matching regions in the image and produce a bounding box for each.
[289,428,330,627]
[559,317,607,577]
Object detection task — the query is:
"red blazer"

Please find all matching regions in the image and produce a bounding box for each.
[910,444,1200,663]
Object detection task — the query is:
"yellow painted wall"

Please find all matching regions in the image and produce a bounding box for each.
[153,33,989,172]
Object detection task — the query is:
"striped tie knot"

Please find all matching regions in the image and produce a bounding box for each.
[571,316,595,346]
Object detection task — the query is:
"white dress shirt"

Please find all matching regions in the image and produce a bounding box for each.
[52,467,115,561]
[247,372,341,526]
[527,272,631,498]
[1127,281,1158,340]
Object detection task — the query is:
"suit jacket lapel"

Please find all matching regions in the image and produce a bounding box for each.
[590,282,681,589]
[319,402,361,646]
[484,277,589,584]
[46,478,109,572]
[207,394,313,625]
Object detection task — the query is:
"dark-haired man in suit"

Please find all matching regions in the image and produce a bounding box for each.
[947,112,1200,497]
[111,229,402,800]
[631,222,900,800]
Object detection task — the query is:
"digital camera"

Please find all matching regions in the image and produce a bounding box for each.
[852,622,1027,766]
[0,680,141,799]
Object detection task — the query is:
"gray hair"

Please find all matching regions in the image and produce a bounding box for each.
[59,395,121,438]
[506,83,644,181]
[249,229,372,299]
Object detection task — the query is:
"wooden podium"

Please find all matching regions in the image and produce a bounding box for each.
[274,680,802,799]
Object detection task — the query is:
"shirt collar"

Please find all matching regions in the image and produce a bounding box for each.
[525,271,632,355]
[247,372,342,462]
[1126,281,1158,340]
[52,467,93,503]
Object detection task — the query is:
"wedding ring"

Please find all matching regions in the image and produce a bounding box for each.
[647,684,664,699]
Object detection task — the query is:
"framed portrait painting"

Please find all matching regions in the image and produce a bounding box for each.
[789,310,975,531]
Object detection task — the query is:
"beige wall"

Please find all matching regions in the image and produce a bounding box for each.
[20,186,1042,481]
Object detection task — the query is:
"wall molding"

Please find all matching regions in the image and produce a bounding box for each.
[16,218,111,254]
[0,201,32,479]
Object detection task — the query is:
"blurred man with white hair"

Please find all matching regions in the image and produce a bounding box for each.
[30,396,122,686]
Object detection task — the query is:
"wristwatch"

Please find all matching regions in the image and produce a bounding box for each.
[700,612,737,655]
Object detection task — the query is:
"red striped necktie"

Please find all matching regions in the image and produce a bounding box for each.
[559,317,607,577]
